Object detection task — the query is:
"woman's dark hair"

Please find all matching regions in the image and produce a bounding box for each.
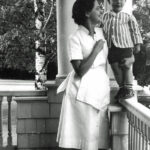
[72,0,96,25]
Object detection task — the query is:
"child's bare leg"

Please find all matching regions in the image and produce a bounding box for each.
[111,62,123,87]
[120,66,134,99]
[122,66,133,86]
[111,62,125,100]
[120,56,135,86]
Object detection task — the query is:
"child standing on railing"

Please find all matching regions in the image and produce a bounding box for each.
[102,0,143,100]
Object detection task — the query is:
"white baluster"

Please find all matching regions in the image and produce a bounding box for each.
[128,112,132,150]
[0,96,3,146]
[148,127,150,150]
[141,122,145,150]
[139,120,142,150]
[7,96,12,146]
[136,119,140,150]
[134,116,138,150]
[145,125,148,150]
[131,114,134,150]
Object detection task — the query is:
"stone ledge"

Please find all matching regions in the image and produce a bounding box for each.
[44,81,57,88]
[0,90,46,96]
[44,81,63,103]
[108,104,125,112]
[18,147,62,150]
[14,96,48,102]
[0,146,17,150]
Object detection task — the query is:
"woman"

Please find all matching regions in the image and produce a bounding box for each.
[57,0,110,150]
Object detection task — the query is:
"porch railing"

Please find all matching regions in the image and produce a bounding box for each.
[120,97,150,150]
[0,90,46,149]
[0,85,150,150]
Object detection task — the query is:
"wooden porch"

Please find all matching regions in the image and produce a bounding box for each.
[0,80,149,150]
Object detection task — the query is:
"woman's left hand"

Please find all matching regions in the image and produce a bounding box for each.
[119,55,135,69]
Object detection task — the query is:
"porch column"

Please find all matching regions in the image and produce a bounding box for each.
[56,0,77,82]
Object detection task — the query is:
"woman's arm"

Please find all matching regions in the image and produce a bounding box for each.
[71,39,105,77]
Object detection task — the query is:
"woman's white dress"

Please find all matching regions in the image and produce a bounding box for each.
[56,26,110,150]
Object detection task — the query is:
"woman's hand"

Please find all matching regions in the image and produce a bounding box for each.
[93,39,105,54]
[71,40,105,77]
[119,55,135,69]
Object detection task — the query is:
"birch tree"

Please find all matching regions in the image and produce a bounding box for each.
[34,0,54,89]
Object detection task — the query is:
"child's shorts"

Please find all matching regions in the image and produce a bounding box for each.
[108,42,133,64]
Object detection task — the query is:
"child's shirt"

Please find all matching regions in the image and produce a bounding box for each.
[102,11,143,48]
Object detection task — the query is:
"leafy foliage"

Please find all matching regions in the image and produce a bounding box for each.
[133,0,150,86]
[0,0,56,75]
[133,0,150,36]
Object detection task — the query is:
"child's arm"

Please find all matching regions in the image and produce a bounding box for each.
[129,15,143,53]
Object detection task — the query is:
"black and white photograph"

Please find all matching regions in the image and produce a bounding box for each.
[0,0,150,150]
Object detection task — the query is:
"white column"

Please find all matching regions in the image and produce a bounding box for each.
[56,0,77,81]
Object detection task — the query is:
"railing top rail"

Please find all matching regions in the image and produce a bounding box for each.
[120,97,150,127]
[0,90,46,97]
[14,96,48,102]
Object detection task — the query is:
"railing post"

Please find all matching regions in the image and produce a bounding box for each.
[0,96,3,146]
[148,127,150,150]
[7,96,12,146]
[109,105,128,150]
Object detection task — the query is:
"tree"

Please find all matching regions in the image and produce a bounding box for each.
[0,0,57,86]
[0,0,36,73]
[34,0,56,90]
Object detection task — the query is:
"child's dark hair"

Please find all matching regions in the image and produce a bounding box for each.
[107,0,110,3]
[72,0,96,25]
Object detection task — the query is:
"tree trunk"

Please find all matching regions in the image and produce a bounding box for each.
[34,0,47,90]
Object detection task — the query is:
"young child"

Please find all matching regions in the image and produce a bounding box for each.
[102,0,143,99]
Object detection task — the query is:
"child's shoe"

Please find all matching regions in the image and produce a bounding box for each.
[119,87,134,99]
[115,87,124,100]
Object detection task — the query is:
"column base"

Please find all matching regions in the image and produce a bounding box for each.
[55,74,67,86]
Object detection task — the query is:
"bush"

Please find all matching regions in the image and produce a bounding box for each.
[133,0,150,86]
